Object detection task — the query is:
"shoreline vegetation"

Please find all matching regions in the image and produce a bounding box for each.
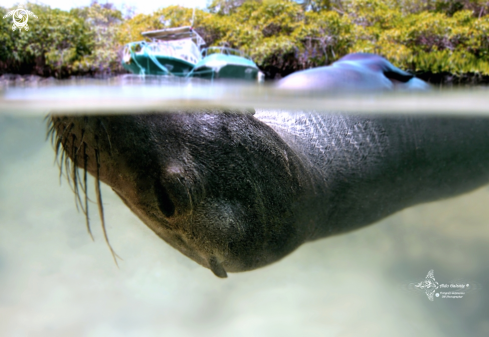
[1,0,488,84]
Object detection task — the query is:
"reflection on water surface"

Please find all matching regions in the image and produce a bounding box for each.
[1,75,488,115]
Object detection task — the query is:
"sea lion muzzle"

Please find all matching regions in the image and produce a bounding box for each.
[49,111,314,277]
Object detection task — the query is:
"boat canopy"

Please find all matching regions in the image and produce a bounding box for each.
[142,26,205,47]
[146,39,203,65]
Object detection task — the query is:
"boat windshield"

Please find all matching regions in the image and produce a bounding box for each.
[146,39,203,64]
[202,47,249,59]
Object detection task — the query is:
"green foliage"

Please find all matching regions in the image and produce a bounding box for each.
[200,0,353,76]
[0,2,120,77]
[116,6,212,45]
[1,0,489,80]
[0,7,15,63]
[298,0,345,12]
[0,3,92,76]
[70,2,123,75]
[372,9,489,75]
[208,0,249,14]
[345,0,402,30]
[294,11,352,67]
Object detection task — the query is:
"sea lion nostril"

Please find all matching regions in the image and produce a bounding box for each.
[154,181,175,217]
[208,256,227,278]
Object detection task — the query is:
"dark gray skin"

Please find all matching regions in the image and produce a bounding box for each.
[51,111,489,278]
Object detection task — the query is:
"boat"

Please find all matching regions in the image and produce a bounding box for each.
[121,26,263,82]
[189,47,263,81]
[121,26,205,76]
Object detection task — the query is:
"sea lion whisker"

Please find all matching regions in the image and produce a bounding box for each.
[72,137,86,214]
[74,131,87,192]
[100,121,112,156]
[58,121,74,144]
[74,129,85,156]
[45,114,57,142]
[71,134,80,212]
[52,121,73,165]
[46,122,55,142]
[61,155,84,201]
[84,143,94,241]
[73,133,86,189]
[95,148,121,265]
[59,150,65,185]
[43,114,51,122]
[63,149,75,192]
[57,121,74,160]
[77,165,86,193]
[50,127,56,146]
[54,137,63,164]
[73,162,81,213]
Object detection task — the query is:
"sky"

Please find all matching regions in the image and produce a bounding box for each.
[1,0,209,14]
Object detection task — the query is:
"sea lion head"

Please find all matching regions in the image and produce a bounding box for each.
[50,111,312,277]
[277,52,429,91]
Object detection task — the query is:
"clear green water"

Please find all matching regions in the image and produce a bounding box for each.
[0,78,488,337]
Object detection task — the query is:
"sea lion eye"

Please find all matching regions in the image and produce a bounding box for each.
[154,181,175,217]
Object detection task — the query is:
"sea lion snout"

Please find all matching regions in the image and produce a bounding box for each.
[50,112,314,277]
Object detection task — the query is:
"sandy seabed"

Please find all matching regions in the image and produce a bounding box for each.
[0,115,488,337]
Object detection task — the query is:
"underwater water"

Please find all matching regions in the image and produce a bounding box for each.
[0,78,488,337]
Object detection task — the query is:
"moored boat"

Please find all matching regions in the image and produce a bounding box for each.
[188,47,263,82]
[121,26,205,76]
[122,26,263,82]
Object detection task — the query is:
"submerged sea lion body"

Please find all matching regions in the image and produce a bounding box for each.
[51,111,489,278]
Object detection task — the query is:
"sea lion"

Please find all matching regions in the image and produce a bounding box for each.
[49,110,489,278]
[277,53,430,91]
[48,54,481,278]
